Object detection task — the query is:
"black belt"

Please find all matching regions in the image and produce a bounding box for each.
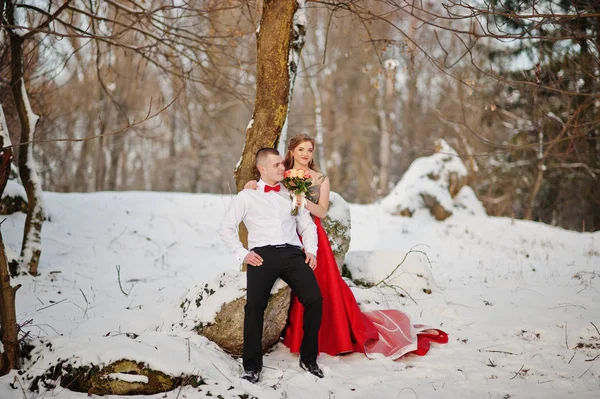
[254,244,302,251]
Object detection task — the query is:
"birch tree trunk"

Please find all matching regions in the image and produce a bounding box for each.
[8,3,45,275]
[234,0,305,191]
[0,105,21,375]
[377,61,397,196]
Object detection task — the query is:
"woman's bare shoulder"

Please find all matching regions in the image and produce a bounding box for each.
[310,170,327,184]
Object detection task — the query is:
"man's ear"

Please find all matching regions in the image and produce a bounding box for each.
[256,165,264,174]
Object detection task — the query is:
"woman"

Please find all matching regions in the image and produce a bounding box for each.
[246,134,447,358]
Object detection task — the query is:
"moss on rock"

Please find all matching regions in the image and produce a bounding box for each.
[31,359,194,396]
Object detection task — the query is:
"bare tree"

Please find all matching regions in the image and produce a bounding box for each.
[0,104,20,375]
[234,0,306,190]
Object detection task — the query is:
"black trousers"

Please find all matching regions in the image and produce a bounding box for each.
[243,245,323,372]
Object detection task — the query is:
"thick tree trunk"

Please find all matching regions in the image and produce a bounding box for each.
[233,0,304,270]
[0,147,21,375]
[8,9,45,275]
[233,0,300,191]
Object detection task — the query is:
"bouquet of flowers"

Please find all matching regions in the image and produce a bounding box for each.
[281,169,313,216]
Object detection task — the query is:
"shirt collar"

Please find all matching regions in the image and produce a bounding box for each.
[257,179,281,190]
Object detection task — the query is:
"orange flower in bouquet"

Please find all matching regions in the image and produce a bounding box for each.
[281,169,313,215]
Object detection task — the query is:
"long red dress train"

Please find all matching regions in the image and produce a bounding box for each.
[283,217,447,359]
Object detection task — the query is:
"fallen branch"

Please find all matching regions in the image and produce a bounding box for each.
[374,245,433,288]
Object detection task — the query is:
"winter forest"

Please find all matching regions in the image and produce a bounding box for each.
[0,1,599,399]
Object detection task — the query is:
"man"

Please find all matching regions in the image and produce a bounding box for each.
[219,148,324,383]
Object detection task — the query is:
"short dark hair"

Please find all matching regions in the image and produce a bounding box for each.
[255,147,279,168]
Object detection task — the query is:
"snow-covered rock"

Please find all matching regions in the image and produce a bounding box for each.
[175,270,290,356]
[322,191,351,271]
[381,139,484,220]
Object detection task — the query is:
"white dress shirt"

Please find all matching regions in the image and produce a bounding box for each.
[219,180,318,262]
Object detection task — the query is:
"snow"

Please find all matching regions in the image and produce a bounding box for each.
[0,191,598,399]
[1,180,27,200]
[176,269,288,330]
[107,373,149,383]
[384,58,399,70]
[381,139,471,218]
[294,0,307,28]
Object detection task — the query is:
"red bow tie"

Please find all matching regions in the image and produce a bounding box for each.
[264,184,281,193]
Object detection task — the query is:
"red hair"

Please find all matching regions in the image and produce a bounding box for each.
[283,134,319,171]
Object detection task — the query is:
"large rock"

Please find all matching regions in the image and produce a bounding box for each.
[381,139,484,220]
[31,359,182,395]
[322,191,351,271]
[177,270,290,356]
[23,333,239,396]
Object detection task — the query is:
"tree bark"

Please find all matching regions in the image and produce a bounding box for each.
[233,0,300,191]
[8,3,45,275]
[0,146,22,375]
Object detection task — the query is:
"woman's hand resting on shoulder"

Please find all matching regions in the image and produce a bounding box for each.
[244,180,259,190]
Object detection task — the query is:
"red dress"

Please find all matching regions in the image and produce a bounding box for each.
[283,216,447,359]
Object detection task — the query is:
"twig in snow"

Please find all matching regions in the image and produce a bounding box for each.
[397,387,419,398]
[375,246,432,287]
[591,322,600,337]
[477,349,519,356]
[568,351,576,364]
[116,265,130,296]
[79,288,90,318]
[578,364,593,378]
[379,281,418,305]
[564,321,569,349]
[109,227,127,245]
[210,359,233,384]
[175,370,197,399]
[510,365,525,380]
[36,299,67,312]
[11,375,28,399]
[584,353,600,362]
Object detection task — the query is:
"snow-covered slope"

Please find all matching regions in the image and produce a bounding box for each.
[0,191,597,399]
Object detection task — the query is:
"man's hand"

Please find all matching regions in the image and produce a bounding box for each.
[244,251,263,267]
[305,253,317,270]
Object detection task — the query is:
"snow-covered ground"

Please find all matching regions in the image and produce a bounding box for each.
[0,191,598,399]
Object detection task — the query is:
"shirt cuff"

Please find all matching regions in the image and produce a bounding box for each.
[235,248,250,263]
[304,245,318,257]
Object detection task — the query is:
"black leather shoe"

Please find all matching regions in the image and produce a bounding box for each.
[299,359,324,378]
[241,369,260,383]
